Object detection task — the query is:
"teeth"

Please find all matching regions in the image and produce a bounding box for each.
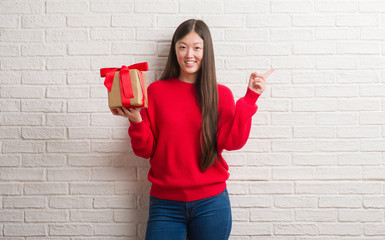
[186,61,195,64]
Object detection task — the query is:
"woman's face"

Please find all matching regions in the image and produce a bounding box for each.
[175,31,204,82]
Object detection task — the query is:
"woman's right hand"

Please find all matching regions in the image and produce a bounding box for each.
[110,107,142,123]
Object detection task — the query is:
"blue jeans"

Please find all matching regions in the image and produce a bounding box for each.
[145,188,232,240]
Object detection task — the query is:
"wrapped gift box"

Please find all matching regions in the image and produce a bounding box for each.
[100,62,148,109]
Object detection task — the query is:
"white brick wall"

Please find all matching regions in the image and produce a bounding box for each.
[0,0,384,239]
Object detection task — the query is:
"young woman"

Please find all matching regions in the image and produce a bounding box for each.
[111,19,274,240]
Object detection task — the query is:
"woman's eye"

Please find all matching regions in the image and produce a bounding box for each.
[180,46,185,49]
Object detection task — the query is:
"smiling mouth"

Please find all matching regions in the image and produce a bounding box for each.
[185,60,196,66]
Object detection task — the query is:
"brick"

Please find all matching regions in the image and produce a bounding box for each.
[2,113,42,126]
[232,208,249,221]
[226,29,268,41]
[256,98,290,112]
[336,14,379,27]
[22,15,66,28]
[70,183,114,195]
[247,14,291,27]
[22,127,66,140]
[0,1,44,14]
[112,42,157,55]
[319,196,362,208]
[272,86,314,98]
[275,196,317,208]
[0,154,21,166]
[47,169,91,181]
[111,14,154,27]
[338,98,381,111]
[94,224,136,236]
[229,167,270,180]
[339,209,383,222]
[46,1,88,14]
[91,141,132,153]
[68,154,114,167]
[316,0,357,12]
[91,1,133,13]
[47,141,89,153]
[245,153,291,166]
[0,183,23,196]
[49,196,93,209]
[2,57,44,70]
[359,56,385,69]
[317,56,358,69]
[361,140,385,151]
[319,223,362,235]
[232,222,271,235]
[338,153,381,166]
[362,28,385,40]
[68,42,111,55]
[90,28,134,41]
[230,195,272,207]
[4,224,46,236]
[363,167,385,180]
[316,85,358,97]
[363,196,385,208]
[316,112,358,125]
[3,197,45,208]
[337,126,380,138]
[293,41,335,54]
[91,167,136,181]
[70,210,113,222]
[316,140,360,152]
[296,182,339,194]
[316,27,360,40]
[293,153,337,166]
[22,43,66,57]
[272,29,314,41]
[337,70,381,83]
[0,210,23,222]
[94,196,137,209]
[0,99,20,112]
[250,126,291,139]
[0,168,44,181]
[2,141,44,153]
[47,114,89,126]
[272,1,313,13]
[49,224,93,236]
[360,85,385,97]
[1,86,43,98]
[247,43,290,56]
[69,127,110,139]
[339,182,382,194]
[294,127,335,138]
[225,0,269,13]
[25,210,68,223]
[364,224,385,236]
[295,209,337,222]
[24,183,68,195]
[0,30,43,42]
[292,71,335,84]
[68,15,111,27]
[272,140,314,152]
[272,57,315,69]
[250,182,293,194]
[274,223,318,235]
[293,15,335,26]
[47,57,90,70]
[360,112,385,125]
[22,71,66,85]
[136,28,176,41]
[250,209,293,222]
[46,86,89,99]
[272,113,315,125]
[68,99,106,113]
[0,45,20,56]
[273,167,315,180]
[21,100,64,113]
[46,30,88,42]
[135,0,178,13]
[316,167,362,180]
[337,42,381,54]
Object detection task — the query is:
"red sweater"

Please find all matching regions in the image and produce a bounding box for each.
[129,78,260,201]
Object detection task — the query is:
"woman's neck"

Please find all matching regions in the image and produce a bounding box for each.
[178,73,197,84]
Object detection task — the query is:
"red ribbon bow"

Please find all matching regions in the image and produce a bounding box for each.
[100,62,149,108]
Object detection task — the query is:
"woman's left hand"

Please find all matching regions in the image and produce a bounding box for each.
[248,69,275,95]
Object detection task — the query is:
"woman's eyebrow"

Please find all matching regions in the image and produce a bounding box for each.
[177,41,203,45]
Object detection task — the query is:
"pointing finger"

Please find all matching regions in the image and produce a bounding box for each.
[263,69,275,78]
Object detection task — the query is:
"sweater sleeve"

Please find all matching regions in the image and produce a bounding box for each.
[128,107,156,159]
[217,87,260,152]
